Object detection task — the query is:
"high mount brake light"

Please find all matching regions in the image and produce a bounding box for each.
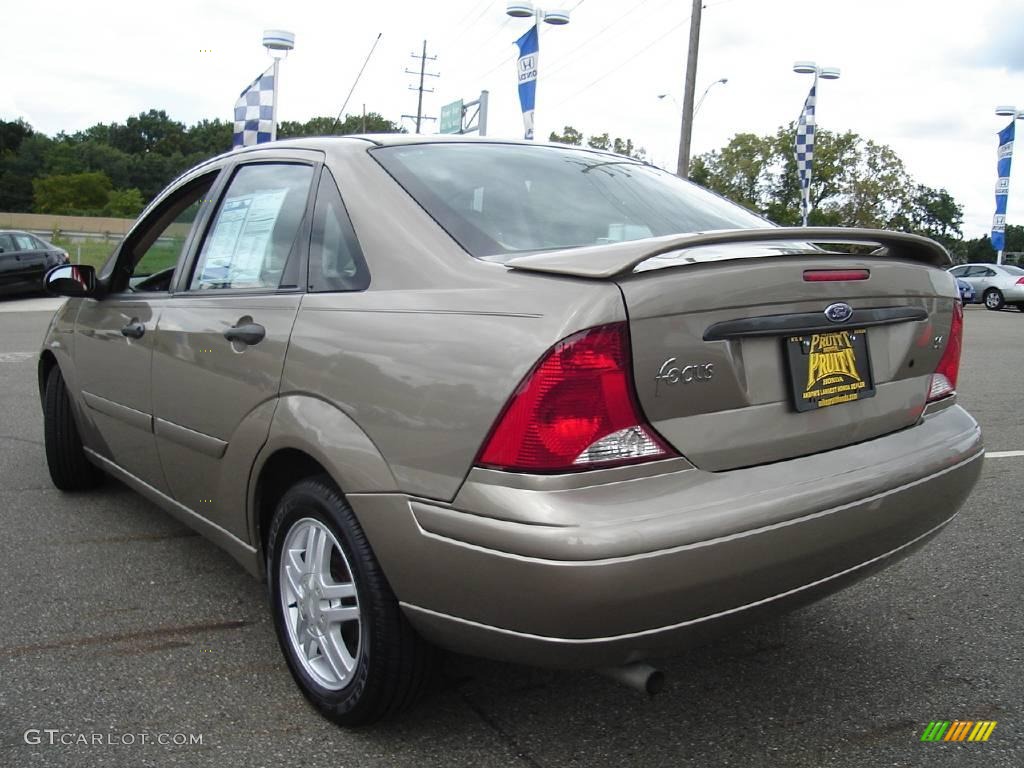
[927,301,963,402]
[803,269,870,281]
[475,323,674,472]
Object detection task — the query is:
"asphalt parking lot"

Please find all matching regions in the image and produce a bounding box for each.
[0,298,1020,768]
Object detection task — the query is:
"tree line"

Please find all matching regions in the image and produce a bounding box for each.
[0,110,402,218]
[550,123,1009,262]
[1,110,1013,262]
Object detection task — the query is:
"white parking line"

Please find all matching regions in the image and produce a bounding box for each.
[987,450,1024,459]
[0,352,34,363]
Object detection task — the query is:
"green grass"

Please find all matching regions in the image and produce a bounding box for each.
[50,237,183,276]
[50,237,120,270]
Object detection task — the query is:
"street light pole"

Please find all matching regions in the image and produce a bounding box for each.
[506,2,570,141]
[792,60,840,226]
[693,77,728,119]
[675,0,703,179]
[993,105,1024,265]
[262,30,295,142]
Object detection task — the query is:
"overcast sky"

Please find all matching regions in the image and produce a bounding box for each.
[4,0,1023,238]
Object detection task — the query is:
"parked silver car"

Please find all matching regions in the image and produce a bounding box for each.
[39,137,983,725]
[948,262,1024,310]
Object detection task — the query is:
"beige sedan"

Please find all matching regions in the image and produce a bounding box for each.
[40,136,983,724]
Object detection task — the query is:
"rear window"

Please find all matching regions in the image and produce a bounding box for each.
[372,143,766,259]
[1002,265,1024,275]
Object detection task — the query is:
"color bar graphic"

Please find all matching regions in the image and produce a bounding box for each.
[920,720,996,742]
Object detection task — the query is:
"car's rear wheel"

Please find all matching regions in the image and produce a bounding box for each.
[983,288,1005,310]
[267,476,436,725]
[43,367,102,491]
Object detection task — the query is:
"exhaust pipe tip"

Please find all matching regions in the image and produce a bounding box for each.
[598,662,665,695]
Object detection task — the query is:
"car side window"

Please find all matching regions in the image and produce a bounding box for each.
[13,234,35,250]
[308,168,369,292]
[189,163,314,291]
[111,172,218,293]
[979,268,996,277]
[949,266,968,277]
[0,234,15,252]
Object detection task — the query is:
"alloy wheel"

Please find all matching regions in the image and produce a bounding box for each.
[279,518,362,690]
[985,290,1003,309]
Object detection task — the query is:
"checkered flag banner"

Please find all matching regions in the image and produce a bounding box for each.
[794,84,816,226]
[233,66,275,150]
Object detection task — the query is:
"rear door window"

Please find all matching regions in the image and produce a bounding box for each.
[189,163,314,291]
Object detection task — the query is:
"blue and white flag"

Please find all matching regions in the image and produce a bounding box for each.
[233,66,275,150]
[515,25,539,140]
[992,121,1015,252]
[794,84,816,226]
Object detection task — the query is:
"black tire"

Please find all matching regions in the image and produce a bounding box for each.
[983,288,1005,310]
[43,367,102,491]
[267,476,436,726]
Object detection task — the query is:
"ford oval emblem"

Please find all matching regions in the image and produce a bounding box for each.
[824,302,854,323]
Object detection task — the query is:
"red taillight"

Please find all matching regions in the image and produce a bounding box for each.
[803,269,870,281]
[476,323,674,472]
[1016,277,1024,285]
[927,301,963,402]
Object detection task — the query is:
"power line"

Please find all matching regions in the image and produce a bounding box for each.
[542,0,668,83]
[447,15,513,69]
[558,18,688,107]
[468,0,595,90]
[450,0,499,47]
[450,0,495,36]
[479,48,516,81]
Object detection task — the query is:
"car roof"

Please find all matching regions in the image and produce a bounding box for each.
[226,133,641,162]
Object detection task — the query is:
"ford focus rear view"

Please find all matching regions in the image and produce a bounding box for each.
[39,137,983,725]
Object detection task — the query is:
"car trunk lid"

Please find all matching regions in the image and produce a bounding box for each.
[506,228,957,471]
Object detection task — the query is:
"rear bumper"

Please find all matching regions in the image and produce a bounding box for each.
[349,403,983,668]
[999,284,1024,302]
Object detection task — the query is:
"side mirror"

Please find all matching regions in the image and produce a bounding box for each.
[45,264,97,297]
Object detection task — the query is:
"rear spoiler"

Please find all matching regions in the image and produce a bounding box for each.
[503,227,951,279]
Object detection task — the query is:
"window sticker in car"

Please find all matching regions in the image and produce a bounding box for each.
[197,188,287,287]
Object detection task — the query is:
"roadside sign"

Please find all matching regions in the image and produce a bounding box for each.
[440,100,464,134]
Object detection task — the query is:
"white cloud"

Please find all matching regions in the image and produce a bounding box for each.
[3,0,1022,238]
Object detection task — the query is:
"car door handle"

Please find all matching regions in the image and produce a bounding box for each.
[223,322,265,346]
[120,321,145,339]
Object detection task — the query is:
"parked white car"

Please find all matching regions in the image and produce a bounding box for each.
[948,263,1024,311]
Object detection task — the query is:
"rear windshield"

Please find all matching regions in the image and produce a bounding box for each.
[371,143,766,259]
[1002,264,1024,275]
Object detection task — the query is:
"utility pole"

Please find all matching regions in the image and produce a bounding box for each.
[675,0,703,178]
[402,40,439,133]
